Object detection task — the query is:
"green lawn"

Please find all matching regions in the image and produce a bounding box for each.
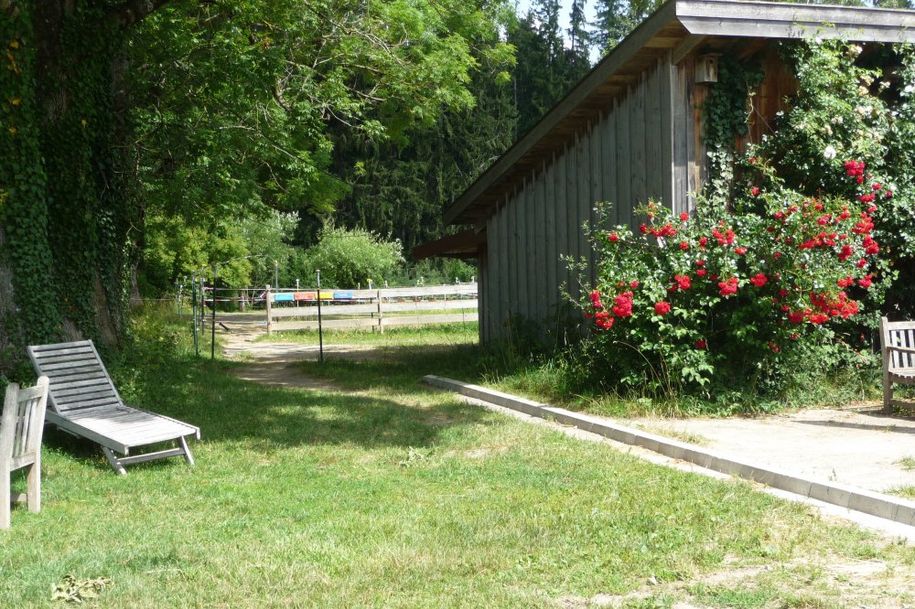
[2,312,913,607]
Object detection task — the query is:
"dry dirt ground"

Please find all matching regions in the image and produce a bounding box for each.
[221,327,915,608]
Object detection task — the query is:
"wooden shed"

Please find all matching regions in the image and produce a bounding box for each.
[422,0,915,343]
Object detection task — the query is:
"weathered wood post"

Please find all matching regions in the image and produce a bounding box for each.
[265,285,273,334]
[210,264,217,361]
[376,288,384,333]
[191,274,198,357]
[316,270,324,364]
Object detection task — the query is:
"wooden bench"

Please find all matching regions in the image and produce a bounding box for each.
[28,340,199,475]
[880,317,915,413]
[2,377,49,529]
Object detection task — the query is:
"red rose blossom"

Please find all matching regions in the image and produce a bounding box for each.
[718,277,739,297]
[749,273,768,288]
[654,301,671,316]
[673,274,692,291]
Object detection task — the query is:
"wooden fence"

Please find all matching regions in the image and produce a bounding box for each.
[265,284,478,333]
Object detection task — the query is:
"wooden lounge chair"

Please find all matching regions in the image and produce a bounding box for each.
[27,340,199,475]
[880,317,915,413]
[2,376,49,529]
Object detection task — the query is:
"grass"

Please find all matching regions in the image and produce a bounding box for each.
[889,486,915,500]
[257,322,479,347]
[3,309,913,607]
[897,457,915,472]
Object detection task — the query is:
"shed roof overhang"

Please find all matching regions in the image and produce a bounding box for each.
[411,230,484,261]
[444,0,915,228]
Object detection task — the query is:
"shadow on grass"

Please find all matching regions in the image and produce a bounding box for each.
[97,348,492,456]
[296,343,489,395]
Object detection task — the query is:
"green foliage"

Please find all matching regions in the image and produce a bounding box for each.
[129,0,509,233]
[508,7,592,136]
[759,40,915,318]
[0,3,61,349]
[592,0,664,54]
[573,181,881,398]
[299,226,404,288]
[703,56,764,190]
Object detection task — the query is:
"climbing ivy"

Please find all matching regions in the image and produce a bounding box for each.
[0,1,134,379]
[0,2,61,349]
[702,55,764,195]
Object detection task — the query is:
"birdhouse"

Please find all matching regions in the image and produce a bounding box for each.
[696,53,719,83]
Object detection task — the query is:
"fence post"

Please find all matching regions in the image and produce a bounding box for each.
[376,289,383,333]
[211,264,217,361]
[316,270,324,364]
[192,275,199,357]
[265,284,273,334]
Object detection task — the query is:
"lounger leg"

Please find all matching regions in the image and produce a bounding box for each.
[179,436,195,467]
[26,460,40,513]
[1,470,10,529]
[102,448,127,476]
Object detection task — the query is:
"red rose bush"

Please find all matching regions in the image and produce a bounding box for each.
[576,162,884,393]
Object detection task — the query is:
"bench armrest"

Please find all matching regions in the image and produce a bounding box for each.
[888,344,915,355]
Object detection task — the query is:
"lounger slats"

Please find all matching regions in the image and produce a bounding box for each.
[38,359,104,372]
[48,371,107,384]
[32,351,96,365]
[27,340,199,474]
[55,396,122,411]
[50,377,111,391]
[54,383,115,398]
[29,340,99,352]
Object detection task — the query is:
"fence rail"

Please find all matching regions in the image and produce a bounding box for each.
[265,284,478,333]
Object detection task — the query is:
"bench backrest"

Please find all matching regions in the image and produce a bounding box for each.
[1,377,49,466]
[27,341,124,415]
[881,317,915,371]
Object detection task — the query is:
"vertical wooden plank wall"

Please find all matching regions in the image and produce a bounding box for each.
[589,119,602,285]
[660,52,675,212]
[544,154,558,320]
[672,55,690,214]
[565,138,579,299]
[602,101,618,227]
[514,182,526,319]
[481,58,680,340]
[645,60,663,208]
[532,166,547,321]
[497,195,510,336]
[576,125,592,294]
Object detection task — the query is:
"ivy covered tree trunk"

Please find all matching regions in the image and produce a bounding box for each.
[1,0,139,378]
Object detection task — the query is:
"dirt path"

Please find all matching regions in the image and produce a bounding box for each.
[218,324,371,391]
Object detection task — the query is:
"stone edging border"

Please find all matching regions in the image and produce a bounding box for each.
[423,374,915,527]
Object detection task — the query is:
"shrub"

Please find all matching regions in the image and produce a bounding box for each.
[573,160,886,397]
[300,226,404,288]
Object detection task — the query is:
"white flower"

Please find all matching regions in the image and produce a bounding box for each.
[831,116,843,125]
[823,145,837,160]
[904,84,915,96]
